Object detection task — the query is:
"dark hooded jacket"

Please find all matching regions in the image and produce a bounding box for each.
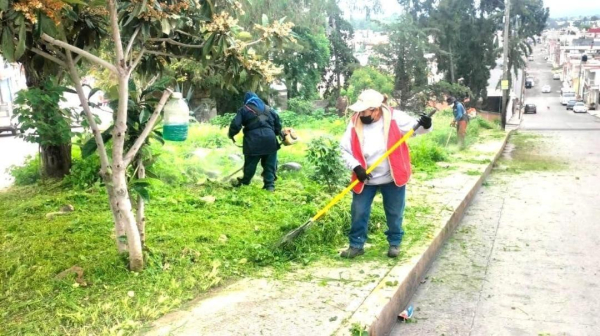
[228,92,282,155]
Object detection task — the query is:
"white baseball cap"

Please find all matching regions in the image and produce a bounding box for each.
[348,89,384,112]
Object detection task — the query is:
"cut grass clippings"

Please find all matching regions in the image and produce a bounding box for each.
[0,111,504,335]
[497,132,568,174]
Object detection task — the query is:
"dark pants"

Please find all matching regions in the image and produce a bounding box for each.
[241,153,277,189]
[349,183,406,249]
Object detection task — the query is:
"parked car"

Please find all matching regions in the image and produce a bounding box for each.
[0,104,19,135]
[553,73,560,80]
[566,100,578,110]
[528,56,534,61]
[525,79,534,88]
[542,85,551,93]
[573,102,588,113]
[524,103,537,114]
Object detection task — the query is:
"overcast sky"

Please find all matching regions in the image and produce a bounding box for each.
[544,0,600,18]
[347,0,600,19]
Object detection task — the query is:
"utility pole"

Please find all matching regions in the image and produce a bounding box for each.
[579,54,588,100]
[501,0,511,130]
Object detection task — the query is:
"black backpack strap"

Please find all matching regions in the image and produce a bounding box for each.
[245,104,273,130]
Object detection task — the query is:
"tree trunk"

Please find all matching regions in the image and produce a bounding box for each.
[107,183,129,253]
[449,45,456,83]
[40,144,72,178]
[111,169,144,271]
[136,157,146,246]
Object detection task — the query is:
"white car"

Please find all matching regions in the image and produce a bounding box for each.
[573,102,588,113]
[542,85,551,93]
[553,73,560,80]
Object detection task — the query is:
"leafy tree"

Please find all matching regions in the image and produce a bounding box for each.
[344,67,394,104]
[322,0,358,101]
[505,0,549,92]
[5,0,294,271]
[12,79,78,176]
[374,14,428,109]
[275,27,330,99]
[397,0,507,102]
[415,80,472,110]
[0,0,107,178]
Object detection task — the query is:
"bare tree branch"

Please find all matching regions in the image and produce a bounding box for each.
[145,50,189,58]
[147,38,205,49]
[125,27,140,60]
[123,89,173,166]
[30,47,66,67]
[64,50,111,175]
[128,48,145,77]
[108,0,125,68]
[174,29,195,38]
[243,38,265,48]
[41,34,118,74]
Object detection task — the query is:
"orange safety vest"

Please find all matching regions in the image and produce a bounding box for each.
[350,106,412,194]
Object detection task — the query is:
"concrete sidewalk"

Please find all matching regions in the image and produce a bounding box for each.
[392,131,600,335]
[144,134,510,336]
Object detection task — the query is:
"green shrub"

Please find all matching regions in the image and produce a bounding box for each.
[410,138,448,171]
[306,136,347,192]
[209,114,234,128]
[64,154,102,189]
[287,98,315,115]
[472,117,495,129]
[279,110,307,128]
[193,132,229,148]
[8,155,41,186]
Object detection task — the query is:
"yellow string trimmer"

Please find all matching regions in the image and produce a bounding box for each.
[277,108,437,247]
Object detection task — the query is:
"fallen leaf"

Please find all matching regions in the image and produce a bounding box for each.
[219,234,228,243]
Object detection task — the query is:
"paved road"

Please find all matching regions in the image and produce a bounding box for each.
[391,49,600,335]
[519,49,600,130]
[0,133,37,189]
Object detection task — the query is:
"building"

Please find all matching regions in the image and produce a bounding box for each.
[483,58,524,121]
[0,56,26,105]
[581,66,600,107]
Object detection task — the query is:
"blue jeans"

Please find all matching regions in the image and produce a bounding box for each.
[349,183,406,249]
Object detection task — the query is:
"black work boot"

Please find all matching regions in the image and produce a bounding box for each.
[232,178,244,188]
[388,245,400,258]
[340,247,365,259]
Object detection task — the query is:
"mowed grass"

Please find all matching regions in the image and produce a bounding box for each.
[497,132,568,173]
[0,111,504,335]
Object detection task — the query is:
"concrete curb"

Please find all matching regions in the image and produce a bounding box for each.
[336,130,515,336]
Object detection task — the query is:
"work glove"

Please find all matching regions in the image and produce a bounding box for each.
[417,113,432,129]
[353,166,372,183]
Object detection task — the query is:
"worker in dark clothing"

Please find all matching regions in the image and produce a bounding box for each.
[228,92,282,192]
